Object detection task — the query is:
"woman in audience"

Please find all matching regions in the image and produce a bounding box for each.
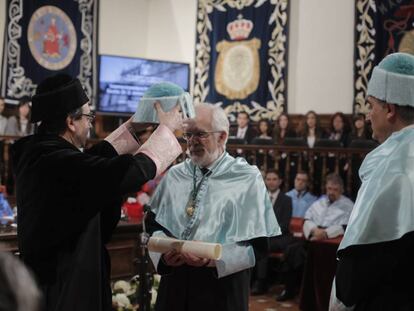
[0,97,8,136]
[257,119,273,140]
[5,98,34,195]
[272,112,296,144]
[348,113,371,143]
[254,119,273,170]
[300,111,325,195]
[328,112,351,147]
[301,110,325,148]
[0,98,9,186]
[347,113,373,200]
[5,98,34,137]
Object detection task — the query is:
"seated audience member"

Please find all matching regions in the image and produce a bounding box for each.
[254,119,274,169]
[0,191,13,225]
[0,251,41,311]
[251,169,293,295]
[0,97,8,135]
[0,97,7,188]
[300,111,326,194]
[5,97,34,137]
[256,119,272,140]
[286,172,317,218]
[303,173,354,240]
[272,112,296,144]
[347,113,372,144]
[328,112,351,147]
[277,174,353,302]
[326,112,351,183]
[300,110,325,148]
[230,111,257,143]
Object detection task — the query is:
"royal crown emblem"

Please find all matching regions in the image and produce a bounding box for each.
[226,15,253,41]
[215,15,261,100]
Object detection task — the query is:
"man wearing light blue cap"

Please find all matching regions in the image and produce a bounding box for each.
[147,103,280,311]
[334,53,414,310]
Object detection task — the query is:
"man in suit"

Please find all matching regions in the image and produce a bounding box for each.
[230,111,257,143]
[251,169,293,295]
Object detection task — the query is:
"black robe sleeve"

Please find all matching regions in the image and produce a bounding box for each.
[336,231,414,308]
[275,194,292,235]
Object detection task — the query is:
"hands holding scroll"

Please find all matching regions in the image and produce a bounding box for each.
[162,250,211,267]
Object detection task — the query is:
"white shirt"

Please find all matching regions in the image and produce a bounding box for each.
[237,126,248,139]
[307,136,316,148]
[268,189,280,206]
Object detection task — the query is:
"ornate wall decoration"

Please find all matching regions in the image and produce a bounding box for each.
[354,0,414,113]
[1,0,98,107]
[194,0,289,121]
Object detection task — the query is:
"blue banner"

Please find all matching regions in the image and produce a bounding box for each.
[1,0,98,106]
[194,0,289,121]
[354,0,414,113]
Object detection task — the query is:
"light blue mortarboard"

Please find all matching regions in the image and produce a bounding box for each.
[133,82,195,123]
[367,52,414,107]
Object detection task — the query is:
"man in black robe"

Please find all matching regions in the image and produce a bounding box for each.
[13,73,183,311]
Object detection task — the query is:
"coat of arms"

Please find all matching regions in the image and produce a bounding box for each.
[214,15,261,100]
[27,5,77,71]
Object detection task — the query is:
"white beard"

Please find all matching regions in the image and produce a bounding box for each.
[191,148,222,167]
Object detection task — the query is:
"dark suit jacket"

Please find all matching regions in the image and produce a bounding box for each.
[273,192,292,236]
[230,126,257,144]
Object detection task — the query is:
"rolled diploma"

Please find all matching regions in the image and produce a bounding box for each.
[148,237,222,260]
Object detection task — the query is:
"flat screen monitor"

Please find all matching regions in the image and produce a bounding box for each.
[97,54,190,115]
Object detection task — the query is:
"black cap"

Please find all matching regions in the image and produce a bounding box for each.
[31,74,89,123]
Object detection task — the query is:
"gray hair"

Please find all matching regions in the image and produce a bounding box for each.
[196,103,230,143]
[325,173,344,190]
[0,251,41,311]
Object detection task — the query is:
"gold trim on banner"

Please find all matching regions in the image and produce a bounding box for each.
[354,0,376,114]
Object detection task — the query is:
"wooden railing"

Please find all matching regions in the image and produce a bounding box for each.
[223,144,371,197]
[0,136,373,200]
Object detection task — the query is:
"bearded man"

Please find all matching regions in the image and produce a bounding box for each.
[147,103,280,311]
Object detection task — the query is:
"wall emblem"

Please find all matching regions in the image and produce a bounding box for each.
[27,5,77,71]
[214,15,261,100]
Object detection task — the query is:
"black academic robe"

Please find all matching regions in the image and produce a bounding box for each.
[253,192,293,281]
[336,231,414,310]
[145,212,268,311]
[12,134,157,311]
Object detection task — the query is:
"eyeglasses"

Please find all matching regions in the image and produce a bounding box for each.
[80,112,95,122]
[182,131,222,140]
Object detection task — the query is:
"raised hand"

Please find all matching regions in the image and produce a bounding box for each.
[154,102,183,132]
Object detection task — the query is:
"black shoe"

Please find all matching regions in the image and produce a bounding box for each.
[276,289,295,302]
[251,280,267,295]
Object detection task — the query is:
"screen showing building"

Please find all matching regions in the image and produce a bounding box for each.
[98,55,190,114]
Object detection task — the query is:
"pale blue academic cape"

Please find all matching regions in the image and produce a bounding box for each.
[339,126,414,252]
[149,152,280,278]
